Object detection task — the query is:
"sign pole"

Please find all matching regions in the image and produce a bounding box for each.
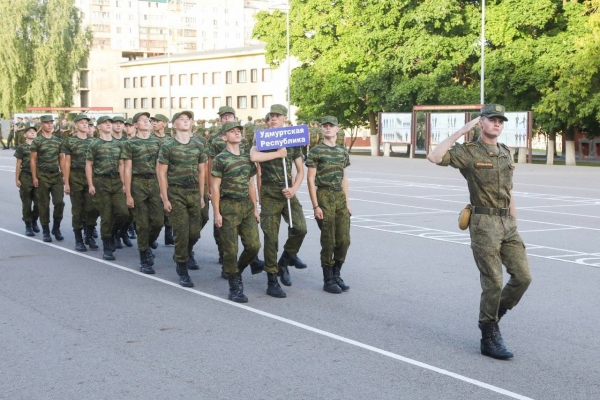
[282,158,293,228]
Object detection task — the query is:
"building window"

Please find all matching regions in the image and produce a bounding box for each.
[191,97,199,108]
[179,97,188,108]
[151,98,157,108]
[262,95,272,108]
[124,77,131,88]
[160,97,167,108]
[140,76,147,87]
[202,73,208,85]
[237,70,246,83]
[133,98,138,109]
[212,97,221,108]
[151,76,156,87]
[262,68,272,82]
[251,95,258,109]
[141,98,148,108]
[171,97,176,108]
[160,75,166,86]
[191,73,199,85]
[226,96,233,107]
[170,75,175,86]
[251,69,257,83]
[212,72,221,85]
[237,96,247,109]
[203,97,208,109]
[225,71,232,84]
[116,27,122,34]
[179,74,187,86]
[133,77,138,88]
[124,98,131,109]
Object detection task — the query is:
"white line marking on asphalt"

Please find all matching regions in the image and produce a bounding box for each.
[0,226,533,400]
[518,227,581,233]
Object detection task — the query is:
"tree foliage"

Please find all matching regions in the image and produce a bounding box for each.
[0,0,92,116]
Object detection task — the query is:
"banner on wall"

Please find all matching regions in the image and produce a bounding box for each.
[498,112,529,148]
[380,113,412,144]
[430,113,466,145]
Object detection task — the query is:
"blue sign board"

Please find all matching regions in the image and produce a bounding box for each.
[255,125,310,151]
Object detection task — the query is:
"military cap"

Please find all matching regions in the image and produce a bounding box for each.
[73,114,90,123]
[96,115,114,125]
[264,112,271,121]
[24,123,38,133]
[40,115,53,122]
[480,104,508,121]
[112,116,126,123]
[152,114,169,123]
[269,104,288,116]
[171,110,194,123]
[217,106,236,116]
[132,112,150,123]
[17,117,23,120]
[124,118,133,125]
[220,121,243,135]
[321,116,339,126]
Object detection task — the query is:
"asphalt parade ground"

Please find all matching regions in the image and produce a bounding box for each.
[0,153,599,400]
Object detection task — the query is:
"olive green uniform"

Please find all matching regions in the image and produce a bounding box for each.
[152,133,173,231]
[212,150,261,275]
[14,143,39,222]
[191,134,210,230]
[30,134,64,225]
[438,140,532,324]
[306,143,351,267]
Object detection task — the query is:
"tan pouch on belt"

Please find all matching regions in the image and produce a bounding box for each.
[458,204,472,230]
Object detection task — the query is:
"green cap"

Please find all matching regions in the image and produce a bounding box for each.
[151,114,169,123]
[24,123,38,133]
[73,114,90,123]
[217,106,236,116]
[264,112,271,121]
[40,115,53,122]
[112,116,126,123]
[132,112,150,123]
[221,121,243,135]
[321,116,339,126]
[125,118,133,125]
[269,104,288,116]
[96,115,113,124]
[480,104,508,121]
[172,110,194,123]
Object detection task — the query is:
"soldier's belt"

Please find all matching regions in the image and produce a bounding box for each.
[221,195,250,202]
[38,168,60,174]
[70,167,85,171]
[133,173,156,179]
[317,186,343,192]
[169,183,199,190]
[96,172,120,178]
[262,181,291,187]
[20,170,32,175]
[471,206,510,217]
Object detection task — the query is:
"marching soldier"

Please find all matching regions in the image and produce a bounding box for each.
[306,116,352,294]
[30,115,65,242]
[0,124,7,149]
[110,116,133,249]
[124,118,136,139]
[151,114,175,246]
[427,104,532,360]
[14,124,39,236]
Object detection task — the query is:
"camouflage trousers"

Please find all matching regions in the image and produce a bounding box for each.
[7,131,15,148]
[92,176,129,240]
[69,170,98,229]
[260,185,307,274]
[131,178,163,252]
[201,192,209,231]
[220,198,261,275]
[167,186,202,263]
[19,172,38,222]
[469,214,532,324]
[35,171,65,225]
[315,188,351,267]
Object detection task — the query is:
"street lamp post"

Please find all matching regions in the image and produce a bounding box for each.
[481,0,485,105]
[269,1,291,117]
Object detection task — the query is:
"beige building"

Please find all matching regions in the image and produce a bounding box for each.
[116,44,295,122]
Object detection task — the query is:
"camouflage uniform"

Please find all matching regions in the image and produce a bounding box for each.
[191,134,210,230]
[243,122,255,144]
[14,143,39,222]
[30,134,64,226]
[122,136,163,252]
[15,122,26,146]
[306,143,351,267]
[7,123,17,148]
[157,137,207,264]
[86,138,129,240]
[438,140,532,324]
[152,132,173,234]
[211,151,260,276]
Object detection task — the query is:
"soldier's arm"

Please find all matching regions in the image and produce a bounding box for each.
[157,163,171,212]
[306,166,322,220]
[63,155,71,194]
[124,159,134,207]
[249,177,259,223]
[211,176,222,227]
[198,163,205,208]
[249,145,286,162]
[15,159,22,187]
[207,156,213,197]
[509,191,517,220]
[342,169,351,215]
[427,117,480,164]
[86,160,95,195]
[30,151,38,186]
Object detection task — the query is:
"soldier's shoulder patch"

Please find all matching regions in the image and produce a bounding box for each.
[466,142,478,147]
[474,162,493,169]
[499,143,510,152]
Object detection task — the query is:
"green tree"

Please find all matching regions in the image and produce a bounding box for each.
[0,0,92,116]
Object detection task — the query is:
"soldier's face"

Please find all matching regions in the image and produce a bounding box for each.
[480,117,504,138]
[76,119,89,132]
[24,129,37,140]
[155,121,166,131]
[269,113,286,128]
[87,126,95,137]
[135,116,151,132]
[41,121,54,133]
[173,115,191,131]
[321,123,339,139]
[222,127,241,143]
[98,121,113,134]
[112,121,124,133]
[220,113,235,123]
[125,125,136,136]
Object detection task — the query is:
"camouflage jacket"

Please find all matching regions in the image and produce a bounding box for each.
[211,150,257,199]
[30,134,62,173]
[157,137,207,186]
[86,138,123,176]
[14,143,33,172]
[306,143,350,187]
[61,136,94,170]
[121,136,161,175]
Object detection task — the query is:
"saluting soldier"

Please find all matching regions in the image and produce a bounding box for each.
[30,115,65,242]
[151,114,175,247]
[122,112,163,274]
[61,114,99,252]
[157,111,207,288]
[14,124,39,236]
[306,116,352,293]
[427,104,532,360]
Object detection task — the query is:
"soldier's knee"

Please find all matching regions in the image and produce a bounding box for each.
[290,225,307,237]
[338,236,350,249]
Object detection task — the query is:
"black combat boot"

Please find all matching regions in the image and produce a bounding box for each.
[31,217,40,233]
[332,260,350,291]
[176,262,194,287]
[24,222,35,237]
[42,224,52,242]
[149,240,158,249]
[266,272,286,298]
[288,253,307,269]
[218,251,224,265]
[120,228,133,247]
[221,269,227,279]
[479,323,514,360]
[139,250,155,274]
[187,251,199,270]
[146,249,155,266]
[322,266,342,294]
[113,234,123,249]
[51,219,64,241]
[227,274,248,303]
[102,239,115,260]
[84,226,99,250]
[127,222,137,239]
[277,251,293,286]
[164,226,174,246]
[249,257,265,275]
[498,308,508,321]
[74,229,87,252]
